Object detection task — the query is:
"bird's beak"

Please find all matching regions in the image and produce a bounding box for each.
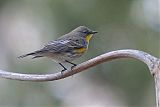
[90,31,98,34]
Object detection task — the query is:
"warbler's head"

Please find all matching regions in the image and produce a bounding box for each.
[71,26,98,42]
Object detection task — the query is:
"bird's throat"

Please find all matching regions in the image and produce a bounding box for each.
[85,34,93,43]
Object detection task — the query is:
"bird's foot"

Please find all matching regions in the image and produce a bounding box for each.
[65,60,77,70]
[61,68,67,74]
[71,64,77,70]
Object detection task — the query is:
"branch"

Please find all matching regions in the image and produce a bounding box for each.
[0,49,160,106]
[0,49,158,81]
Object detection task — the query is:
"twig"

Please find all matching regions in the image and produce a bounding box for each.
[0,49,160,106]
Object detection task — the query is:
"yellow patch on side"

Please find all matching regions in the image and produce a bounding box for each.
[85,34,93,43]
[75,48,87,53]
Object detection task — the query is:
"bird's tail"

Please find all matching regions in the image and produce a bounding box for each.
[18,52,37,58]
[18,51,43,59]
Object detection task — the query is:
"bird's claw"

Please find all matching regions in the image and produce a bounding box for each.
[71,65,77,70]
[61,68,67,74]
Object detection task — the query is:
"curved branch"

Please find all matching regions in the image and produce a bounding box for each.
[0,49,158,82]
[1,49,160,107]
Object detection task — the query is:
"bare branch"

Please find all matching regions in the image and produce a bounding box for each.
[153,60,160,107]
[0,49,160,106]
[0,49,158,81]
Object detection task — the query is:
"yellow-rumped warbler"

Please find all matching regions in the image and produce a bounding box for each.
[19,26,97,72]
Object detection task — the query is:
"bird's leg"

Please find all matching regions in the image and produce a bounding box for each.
[65,60,77,70]
[59,63,67,74]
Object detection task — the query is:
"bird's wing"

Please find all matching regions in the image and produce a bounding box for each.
[42,38,87,53]
[18,37,88,58]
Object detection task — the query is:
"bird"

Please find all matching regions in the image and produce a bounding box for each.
[18,26,97,72]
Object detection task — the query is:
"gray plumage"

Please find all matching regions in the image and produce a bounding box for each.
[18,26,97,72]
[18,26,97,66]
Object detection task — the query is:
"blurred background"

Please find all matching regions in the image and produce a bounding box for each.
[0,0,159,107]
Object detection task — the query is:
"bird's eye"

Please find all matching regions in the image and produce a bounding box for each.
[82,30,88,33]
